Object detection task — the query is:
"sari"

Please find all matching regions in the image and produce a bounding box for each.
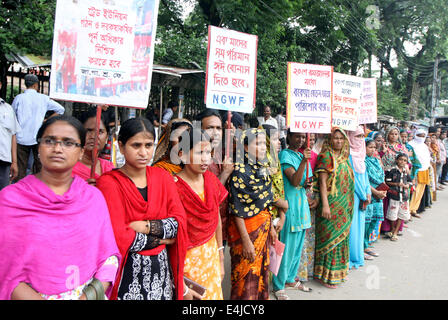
[96,167,187,300]
[0,175,120,299]
[313,128,354,285]
[175,170,228,300]
[227,128,274,300]
[272,149,312,291]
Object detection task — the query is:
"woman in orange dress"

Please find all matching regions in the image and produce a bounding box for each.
[175,129,228,300]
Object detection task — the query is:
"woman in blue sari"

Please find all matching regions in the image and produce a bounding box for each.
[364,138,387,257]
[347,126,371,269]
[272,131,313,300]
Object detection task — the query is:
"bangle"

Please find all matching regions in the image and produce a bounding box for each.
[146,220,150,234]
[82,284,97,300]
[183,286,189,297]
[218,246,224,251]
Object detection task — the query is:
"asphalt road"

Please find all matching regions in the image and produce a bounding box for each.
[222,188,448,300]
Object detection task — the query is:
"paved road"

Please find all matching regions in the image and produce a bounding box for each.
[222,188,448,300]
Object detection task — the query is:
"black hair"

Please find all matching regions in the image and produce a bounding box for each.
[168,101,178,109]
[36,115,86,147]
[365,139,376,147]
[118,117,155,145]
[396,152,408,161]
[261,124,278,140]
[79,108,110,134]
[178,128,211,167]
[196,109,222,123]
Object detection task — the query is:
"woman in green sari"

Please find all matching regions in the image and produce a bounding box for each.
[313,128,354,289]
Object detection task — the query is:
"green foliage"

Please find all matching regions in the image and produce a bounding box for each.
[377,84,408,120]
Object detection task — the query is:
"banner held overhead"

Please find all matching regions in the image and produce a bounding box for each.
[286,62,333,133]
[204,26,258,113]
[49,0,160,109]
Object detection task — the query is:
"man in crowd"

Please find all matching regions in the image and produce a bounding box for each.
[11,74,65,182]
[276,109,287,149]
[259,105,278,128]
[161,100,178,129]
[0,80,21,190]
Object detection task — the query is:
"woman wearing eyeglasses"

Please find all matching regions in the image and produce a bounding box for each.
[0,115,120,300]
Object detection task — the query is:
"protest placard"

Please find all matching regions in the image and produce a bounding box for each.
[359,78,378,124]
[332,72,362,131]
[204,26,258,113]
[286,62,333,133]
[49,0,159,109]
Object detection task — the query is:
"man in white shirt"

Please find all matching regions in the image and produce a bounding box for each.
[259,105,278,129]
[11,74,65,181]
[276,110,287,149]
[0,80,21,189]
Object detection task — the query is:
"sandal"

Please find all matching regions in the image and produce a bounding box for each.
[286,280,313,292]
[364,253,374,260]
[411,212,421,219]
[390,235,398,241]
[385,232,393,238]
[273,289,290,300]
[365,249,379,257]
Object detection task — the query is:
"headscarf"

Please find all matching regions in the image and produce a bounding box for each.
[259,125,284,203]
[229,128,273,219]
[153,118,193,165]
[408,129,431,171]
[347,126,366,173]
[314,127,352,196]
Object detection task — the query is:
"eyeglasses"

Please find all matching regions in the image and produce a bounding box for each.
[38,137,82,149]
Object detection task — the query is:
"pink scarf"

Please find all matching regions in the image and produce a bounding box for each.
[348,126,366,173]
[0,175,121,299]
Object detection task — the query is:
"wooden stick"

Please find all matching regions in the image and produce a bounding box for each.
[226,111,232,158]
[90,105,102,179]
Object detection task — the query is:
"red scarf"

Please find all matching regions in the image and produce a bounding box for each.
[175,170,228,249]
[96,167,187,300]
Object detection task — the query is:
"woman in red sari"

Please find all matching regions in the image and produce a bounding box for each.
[97,117,188,300]
[175,129,228,300]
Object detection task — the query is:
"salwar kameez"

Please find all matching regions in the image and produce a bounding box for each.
[348,156,370,269]
[272,149,312,291]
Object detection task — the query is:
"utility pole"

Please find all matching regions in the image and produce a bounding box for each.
[431,56,439,126]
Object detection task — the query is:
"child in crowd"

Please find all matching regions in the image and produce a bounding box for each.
[385,153,412,241]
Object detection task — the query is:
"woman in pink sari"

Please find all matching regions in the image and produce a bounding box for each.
[0,115,120,300]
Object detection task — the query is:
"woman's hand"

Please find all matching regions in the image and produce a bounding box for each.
[128,221,149,234]
[242,237,256,262]
[308,198,318,209]
[183,281,204,300]
[270,223,277,245]
[159,238,175,245]
[275,209,286,233]
[219,250,225,281]
[322,204,331,219]
[302,147,312,160]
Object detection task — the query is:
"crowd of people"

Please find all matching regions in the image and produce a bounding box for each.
[1,76,447,300]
